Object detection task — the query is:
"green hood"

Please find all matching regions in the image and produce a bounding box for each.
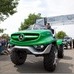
[10,30,56,46]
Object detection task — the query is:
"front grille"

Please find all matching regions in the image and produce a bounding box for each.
[11,33,39,41]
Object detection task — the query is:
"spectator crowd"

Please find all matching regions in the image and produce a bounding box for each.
[0,37,9,55]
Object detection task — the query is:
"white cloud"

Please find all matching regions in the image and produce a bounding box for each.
[0,0,74,38]
[39,0,74,16]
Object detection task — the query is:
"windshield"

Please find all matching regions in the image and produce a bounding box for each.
[33,24,47,30]
[28,24,47,30]
[28,19,47,30]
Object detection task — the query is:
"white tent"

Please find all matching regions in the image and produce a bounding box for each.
[52,24,74,39]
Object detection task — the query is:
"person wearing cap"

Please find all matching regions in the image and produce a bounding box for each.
[46,23,54,34]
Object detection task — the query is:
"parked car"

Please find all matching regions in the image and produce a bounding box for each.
[63,36,72,49]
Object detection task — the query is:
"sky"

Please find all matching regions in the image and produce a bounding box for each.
[0,0,74,38]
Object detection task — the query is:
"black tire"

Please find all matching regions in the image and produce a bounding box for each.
[10,48,27,65]
[58,44,64,58]
[65,44,68,49]
[43,45,57,72]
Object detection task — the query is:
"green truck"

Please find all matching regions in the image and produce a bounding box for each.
[9,18,64,72]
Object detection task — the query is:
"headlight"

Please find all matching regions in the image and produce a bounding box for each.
[33,44,48,52]
[34,45,44,49]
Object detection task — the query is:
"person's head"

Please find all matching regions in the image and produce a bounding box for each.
[46,23,51,29]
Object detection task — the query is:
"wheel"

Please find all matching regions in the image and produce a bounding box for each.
[65,44,68,49]
[10,48,27,65]
[58,44,64,58]
[43,45,58,72]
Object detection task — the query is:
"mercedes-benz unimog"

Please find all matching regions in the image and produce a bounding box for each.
[9,18,64,72]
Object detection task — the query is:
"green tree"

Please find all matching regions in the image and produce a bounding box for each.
[56,31,67,39]
[19,13,41,30]
[0,0,19,22]
[1,33,10,40]
[0,29,4,33]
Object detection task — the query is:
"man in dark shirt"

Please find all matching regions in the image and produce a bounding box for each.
[46,23,54,34]
[73,39,74,48]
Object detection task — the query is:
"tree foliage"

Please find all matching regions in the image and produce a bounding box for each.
[0,0,19,21]
[1,33,10,40]
[0,29,4,33]
[19,13,41,30]
[56,31,67,39]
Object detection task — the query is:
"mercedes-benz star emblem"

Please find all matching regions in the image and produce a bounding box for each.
[18,34,24,41]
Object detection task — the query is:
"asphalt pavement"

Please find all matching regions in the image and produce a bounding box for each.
[0,49,74,73]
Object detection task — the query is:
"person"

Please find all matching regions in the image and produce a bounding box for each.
[73,39,74,48]
[45,23,54,34]
[0,38,9,55]
[69,37,72,49]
